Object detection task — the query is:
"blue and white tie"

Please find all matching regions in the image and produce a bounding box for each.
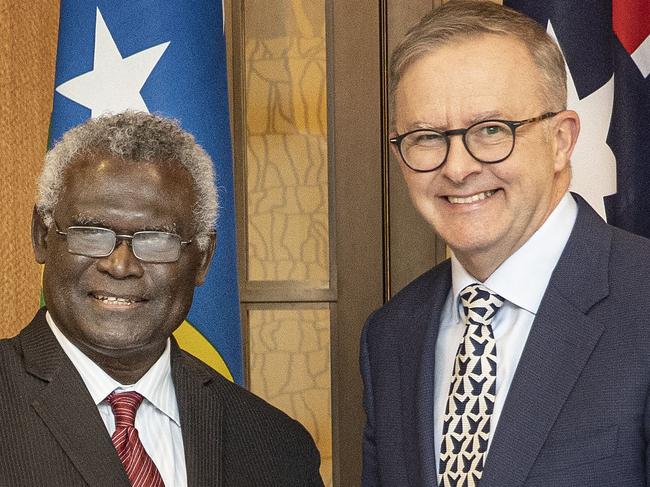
[438,284,504,487]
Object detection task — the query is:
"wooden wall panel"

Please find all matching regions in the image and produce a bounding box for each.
[385,0,446,298]
[329,2,384,484]
[1,1,59,336]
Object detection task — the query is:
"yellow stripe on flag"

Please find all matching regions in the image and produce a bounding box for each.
[174,320,234,382]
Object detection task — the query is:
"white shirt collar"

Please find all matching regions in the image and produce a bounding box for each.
[451,192,578,319]
[46,311,180,426]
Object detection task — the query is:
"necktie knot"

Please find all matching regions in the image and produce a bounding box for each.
[460,283,505,327]
[107,391,144,428]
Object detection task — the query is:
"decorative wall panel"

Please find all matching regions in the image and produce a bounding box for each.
[248,307,332,486]
[244,0,329,285]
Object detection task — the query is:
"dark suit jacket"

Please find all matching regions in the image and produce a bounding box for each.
[0,310,324,487]
[361,194,650,487]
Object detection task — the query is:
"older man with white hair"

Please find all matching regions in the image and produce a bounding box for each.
[0,111,324,487]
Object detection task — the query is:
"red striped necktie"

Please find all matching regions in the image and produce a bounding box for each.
[107,391,165,487]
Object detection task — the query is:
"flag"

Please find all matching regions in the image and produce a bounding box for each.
[505,0,650,236]
[50,1,243,384]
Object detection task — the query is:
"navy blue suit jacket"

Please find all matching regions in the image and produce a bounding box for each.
[361,194,650,486]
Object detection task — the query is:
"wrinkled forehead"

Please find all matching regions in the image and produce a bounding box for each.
[61,153,193,191]
[393,34,545,125]
[394,32,543,96]
[56,155,198,229]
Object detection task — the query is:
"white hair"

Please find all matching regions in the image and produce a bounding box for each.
[37,111,218,250]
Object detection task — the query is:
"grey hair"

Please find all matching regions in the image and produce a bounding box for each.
[37,111,218,250]
[389,0,567,117]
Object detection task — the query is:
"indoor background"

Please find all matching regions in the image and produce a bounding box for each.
[2,1,497,485]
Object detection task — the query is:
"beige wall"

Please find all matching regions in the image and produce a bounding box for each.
[1,1,60,336]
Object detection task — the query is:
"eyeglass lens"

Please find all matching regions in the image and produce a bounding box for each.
[399,120,514,171]
[65,226,182,263]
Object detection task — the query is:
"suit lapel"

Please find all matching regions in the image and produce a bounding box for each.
[481,195,611,487]
[22,312,130,487]
[400,262,452,487]
[172,344,223,486]
[480,288,605,486]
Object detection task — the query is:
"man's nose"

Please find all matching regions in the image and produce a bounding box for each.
[95,240,144,278]
[439,135,483,184]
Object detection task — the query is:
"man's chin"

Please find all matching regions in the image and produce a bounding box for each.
[80,333,166,358]
[444,234,499,256]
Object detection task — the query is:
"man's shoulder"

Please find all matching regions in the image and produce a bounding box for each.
[562,202,650,315]
[0,333,23,376]
[606,224,650,281]
[176,349,315,442]
[562,194,650,288]
[571,192,650,265]
[579,203,650,274]
[0,314,41,368]
[609,222,650,254]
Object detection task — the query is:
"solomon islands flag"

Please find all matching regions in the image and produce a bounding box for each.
[505,0,650,237]
[51,0,243,384]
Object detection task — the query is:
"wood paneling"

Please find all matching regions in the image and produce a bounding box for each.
[1,1,59,336]
[385,1,447,297]
[329,2,384,484]
[233,2,334,483]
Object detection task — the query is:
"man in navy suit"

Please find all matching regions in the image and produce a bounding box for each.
[361,2,650,486]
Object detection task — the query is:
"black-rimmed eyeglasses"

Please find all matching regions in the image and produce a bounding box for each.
[54,223,192,263]
[390,111,559,173]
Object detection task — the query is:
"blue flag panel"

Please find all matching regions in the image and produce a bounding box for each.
[505,0,650,237]
[51,0,243,383]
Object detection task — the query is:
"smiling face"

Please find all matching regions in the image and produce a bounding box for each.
[33,155,214,377]
[393,34,574,279]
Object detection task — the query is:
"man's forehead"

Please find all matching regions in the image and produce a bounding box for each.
[61,155,195,198]
[65,153,185,176]
[394,34,543,127]
[55,155,197,228]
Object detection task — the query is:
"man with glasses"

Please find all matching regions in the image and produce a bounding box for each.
[0,111,323,486]
[361,2,650,486]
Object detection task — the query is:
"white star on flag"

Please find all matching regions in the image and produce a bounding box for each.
[548,21,617,219]
[55,8,170,118]
[631,34,650,78]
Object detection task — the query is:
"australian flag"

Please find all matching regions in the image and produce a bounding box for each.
[505,0,650,237]
[51,1,243,384]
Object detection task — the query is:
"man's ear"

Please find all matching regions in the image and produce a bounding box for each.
[389,133,401,160]
[194,232,216,286]
[552,110,580,172]
[32,207,49,264]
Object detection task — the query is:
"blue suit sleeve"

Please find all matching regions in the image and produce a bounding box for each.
[360,321,379,486]
[643,390,650,485]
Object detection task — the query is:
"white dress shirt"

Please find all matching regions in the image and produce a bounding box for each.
[47,312,187,487]
[433,192,579,468]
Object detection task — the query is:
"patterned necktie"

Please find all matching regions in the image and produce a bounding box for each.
[438,284,504,487]
[107,391,165,487]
